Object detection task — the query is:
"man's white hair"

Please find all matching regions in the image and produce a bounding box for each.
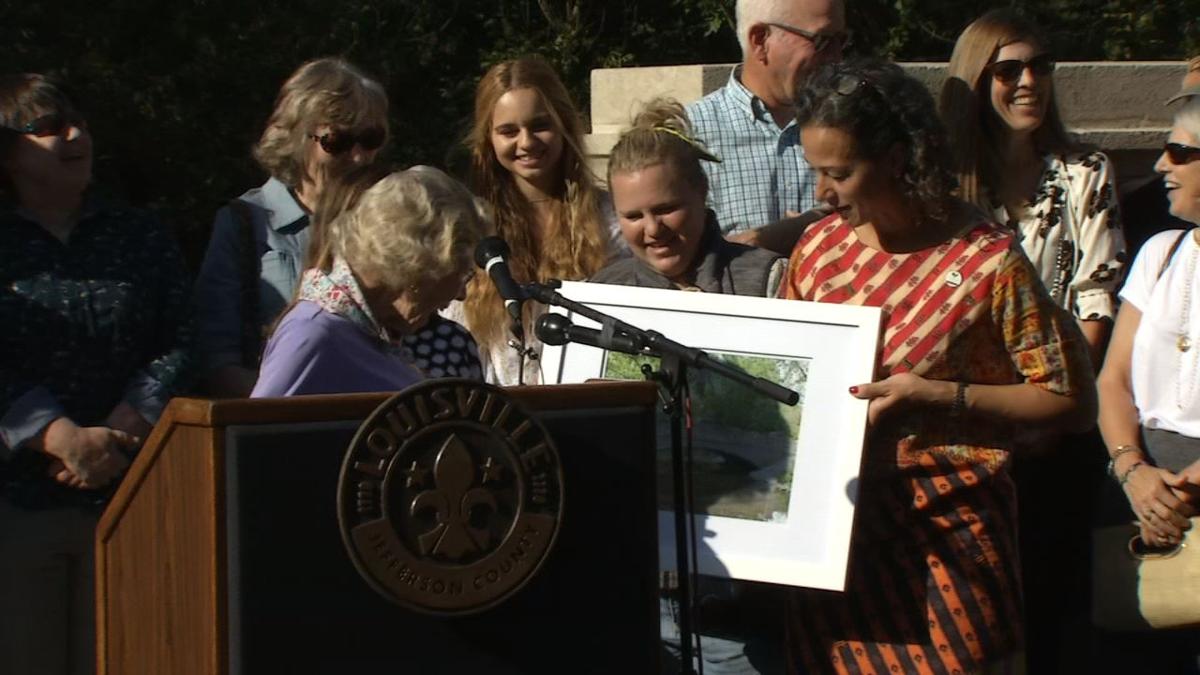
[1178,97,1200,142]
[736,0,794,56]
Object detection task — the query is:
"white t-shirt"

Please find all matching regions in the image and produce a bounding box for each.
[1120,228,1200,436]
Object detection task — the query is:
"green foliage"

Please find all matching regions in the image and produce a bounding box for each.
[602,351,806,437]
[5,0,1195,268]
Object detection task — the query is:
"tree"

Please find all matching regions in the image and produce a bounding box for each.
[4,0,1195,268]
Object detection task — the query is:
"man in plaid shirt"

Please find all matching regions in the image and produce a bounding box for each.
[687,0,845,254]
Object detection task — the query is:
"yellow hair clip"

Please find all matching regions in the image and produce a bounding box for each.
[652,125,722,163]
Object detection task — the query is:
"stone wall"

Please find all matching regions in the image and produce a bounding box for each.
[585,62,1186,193]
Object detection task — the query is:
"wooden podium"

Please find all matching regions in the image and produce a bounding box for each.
[96,382,660,675]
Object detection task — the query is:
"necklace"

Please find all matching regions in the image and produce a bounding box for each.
[1176,230,1200,408]
[1178,231,1199,353]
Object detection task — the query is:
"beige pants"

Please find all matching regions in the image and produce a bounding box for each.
[0,499,98,675]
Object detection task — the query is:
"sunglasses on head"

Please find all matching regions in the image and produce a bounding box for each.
[988,54,1055,84]
[766,22,851,54]
[6,111,88,137]
[1164,142,1200,165]
[309,127,385,155]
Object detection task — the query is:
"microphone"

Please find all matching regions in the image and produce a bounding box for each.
[474,236,526,335]
[535,314,645,355]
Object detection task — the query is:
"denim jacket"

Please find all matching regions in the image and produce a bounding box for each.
[193,177,310,371]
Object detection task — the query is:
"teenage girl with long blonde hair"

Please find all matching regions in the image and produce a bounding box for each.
[446,57,621,385]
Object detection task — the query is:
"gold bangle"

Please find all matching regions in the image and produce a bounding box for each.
[1107,445,1143,478]
[1109,444,1141,461]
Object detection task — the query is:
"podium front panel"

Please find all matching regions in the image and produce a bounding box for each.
[223,403,658,674]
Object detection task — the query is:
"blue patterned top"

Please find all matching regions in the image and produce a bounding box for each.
[685,67,818,234]
[0,201,193,509]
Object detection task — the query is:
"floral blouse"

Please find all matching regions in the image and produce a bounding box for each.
[992,151,1126,321]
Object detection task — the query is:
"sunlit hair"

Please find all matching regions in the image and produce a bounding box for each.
[1175,97,1200,142]
[736,0,795,56]
[939,9,1075,209]
[607,98,710,197]
[0,73,77,197]
[331,166,488,294]
[464,57,609,350]
[795,58,958,224]
[252,57,389,189]
[305,161,392,270]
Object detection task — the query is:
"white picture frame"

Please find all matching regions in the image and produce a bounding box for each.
[540,281,881,591]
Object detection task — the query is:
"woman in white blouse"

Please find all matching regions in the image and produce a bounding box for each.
[1096,95,1200,674]
[941,9,1125,366]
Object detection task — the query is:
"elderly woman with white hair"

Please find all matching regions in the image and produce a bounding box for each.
[1096,95,1200,671]
[251,166,487,397]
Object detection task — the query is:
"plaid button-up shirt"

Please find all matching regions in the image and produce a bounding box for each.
[686,67,817,234]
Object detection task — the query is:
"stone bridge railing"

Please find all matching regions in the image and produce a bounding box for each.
[585,62,1186,193]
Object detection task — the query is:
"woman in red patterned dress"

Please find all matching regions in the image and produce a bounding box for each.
[780,59,1096,674]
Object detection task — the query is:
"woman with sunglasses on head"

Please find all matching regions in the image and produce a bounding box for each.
[781,58,1095,674]
[194,57,388,397]
[445,57,622,386]
[0,73,191,674]
[1095,98,1200,673]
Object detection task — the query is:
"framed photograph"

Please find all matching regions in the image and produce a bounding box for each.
[540,281,881,591]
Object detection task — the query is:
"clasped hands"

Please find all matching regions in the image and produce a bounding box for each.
[39,401,151,490]
[1122,461,1200,548]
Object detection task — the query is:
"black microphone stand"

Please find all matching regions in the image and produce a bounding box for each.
[508,315,527,386]
[527,281,798,675]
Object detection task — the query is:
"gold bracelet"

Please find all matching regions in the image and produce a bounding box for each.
[1107,445,1143,478]
[1109,444,1141,461]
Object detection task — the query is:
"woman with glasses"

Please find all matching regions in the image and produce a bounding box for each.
[445,57,622,385]
[251,166,486,397]
[942,10,1125,366]
[194,57,389,397]
[941,13,1126,670]
[0,73,191,674]
[1095,98,1200,673]
[781,58,1095,673]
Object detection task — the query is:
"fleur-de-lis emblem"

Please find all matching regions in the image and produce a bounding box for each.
[410,435,497,561]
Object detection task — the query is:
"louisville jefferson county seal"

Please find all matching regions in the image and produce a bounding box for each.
[337,379,563,615]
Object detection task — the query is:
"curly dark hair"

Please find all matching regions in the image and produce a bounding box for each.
[795,58,958,223]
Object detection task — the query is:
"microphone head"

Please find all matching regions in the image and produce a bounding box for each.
[475,236,511,268]
[534,313,572,346]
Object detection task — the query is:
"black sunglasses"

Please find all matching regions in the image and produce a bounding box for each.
[766,22,850,54]
[988,54,1056,84]
[309,126,386,155]
[1164,142,1200,165]
[6,111,88,137]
